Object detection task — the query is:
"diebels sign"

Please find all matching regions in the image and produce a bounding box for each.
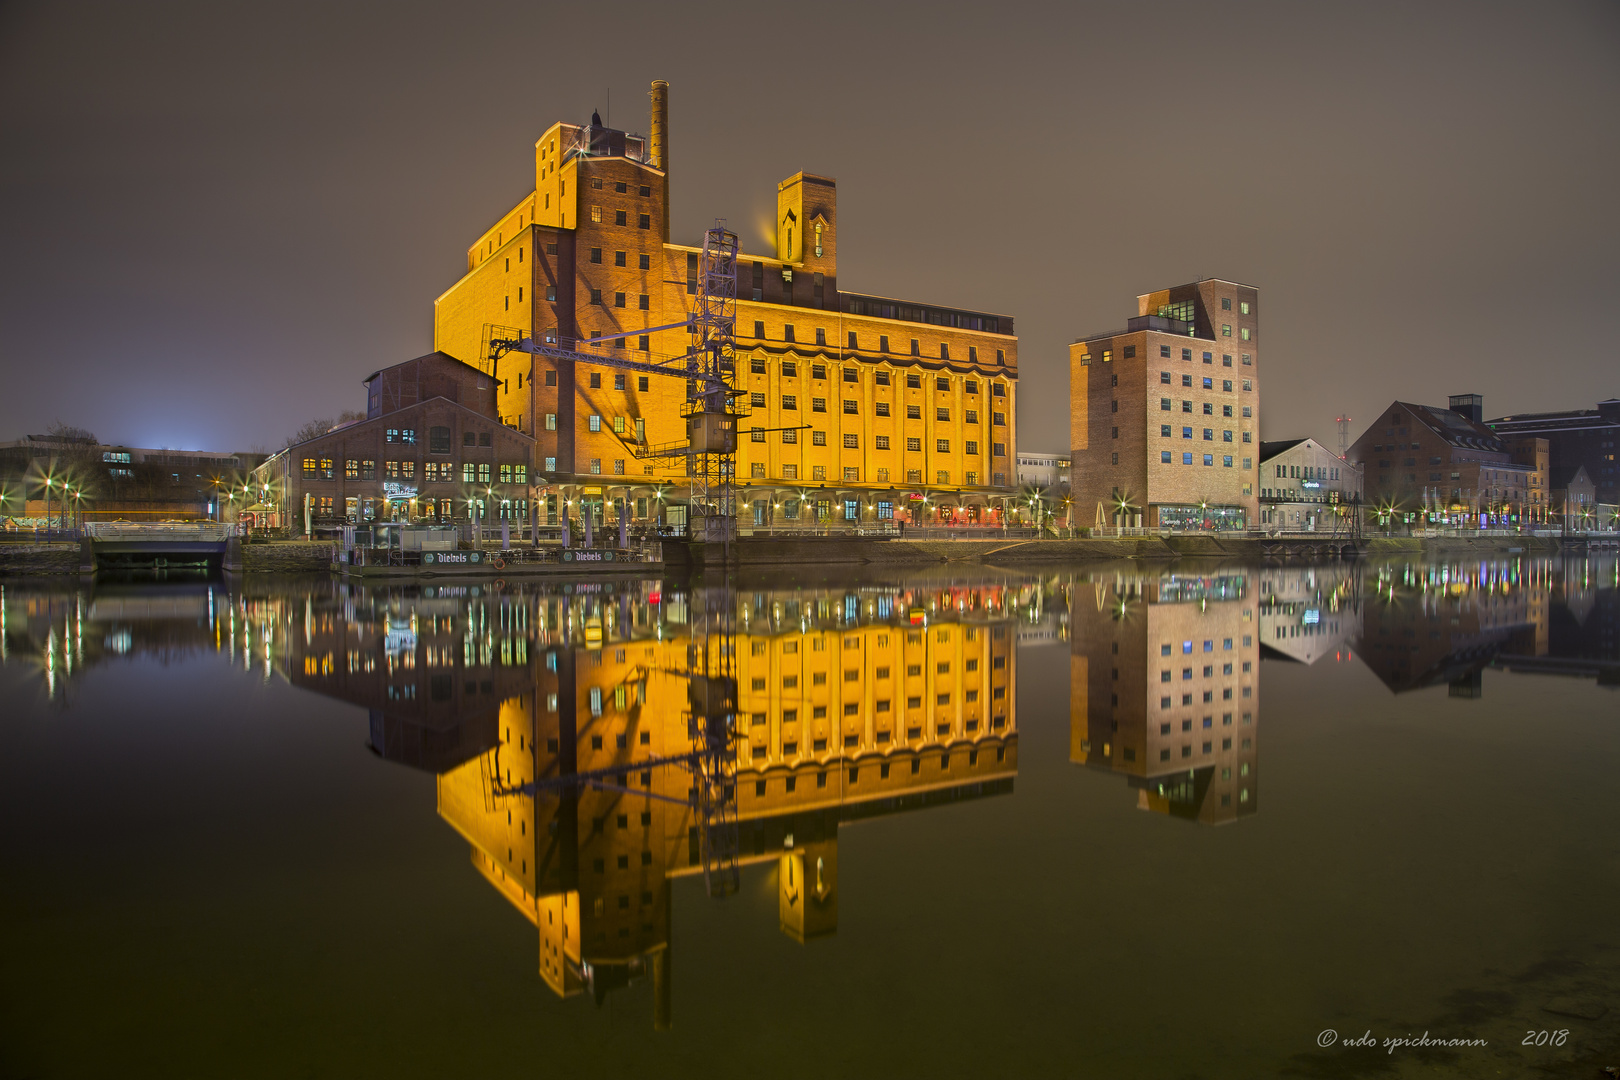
[422,551,483,565]
[562,549,616,562]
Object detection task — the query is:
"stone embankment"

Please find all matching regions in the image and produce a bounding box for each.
[230,540,334,573]
[0,544,82,575]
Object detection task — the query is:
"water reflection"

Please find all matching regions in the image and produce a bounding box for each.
[1,554,1614,1028]
[282,576,1025,1019]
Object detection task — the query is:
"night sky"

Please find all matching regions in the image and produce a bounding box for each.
[1,0,1615,457]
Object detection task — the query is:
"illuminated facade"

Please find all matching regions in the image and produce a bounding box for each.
[433,83,1020,529]
[1069,280,1261,531]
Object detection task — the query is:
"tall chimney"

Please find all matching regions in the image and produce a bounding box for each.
[649,80,669,242]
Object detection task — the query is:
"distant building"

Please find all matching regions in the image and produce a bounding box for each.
[1487,397,1620,509]
[1347,396,1541,526]
[0,434,259,525]
[1257,438,1361,532]
[1014,452,1069,490]
[1069,279,1260,531]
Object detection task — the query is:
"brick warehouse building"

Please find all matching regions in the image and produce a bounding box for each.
[432,81,1019,529]
[1070,280,1260,531]
[1346,395,1546,527]
[253,352,534,532]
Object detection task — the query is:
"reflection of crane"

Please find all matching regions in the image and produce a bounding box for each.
[484,222,750,547]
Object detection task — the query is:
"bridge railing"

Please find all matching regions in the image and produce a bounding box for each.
[83,522,237,543]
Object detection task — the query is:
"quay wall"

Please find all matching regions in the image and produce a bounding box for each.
[0,544,81,575]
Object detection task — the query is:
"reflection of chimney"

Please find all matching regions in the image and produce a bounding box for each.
[652,941,671,1031]
[649,80,669,243]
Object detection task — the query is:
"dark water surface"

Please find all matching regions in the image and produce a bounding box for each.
[2,556,1616,1079]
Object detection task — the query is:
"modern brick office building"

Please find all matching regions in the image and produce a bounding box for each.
[1346,396,1546,526]
[433,82,1019,529]
[1069,279,1260,531]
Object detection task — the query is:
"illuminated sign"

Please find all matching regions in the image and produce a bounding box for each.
[1302,480,1321,489]
[421,551,483,565]
[1302,609,1320,625]
[562,549,615,562]
[382,482,417,500]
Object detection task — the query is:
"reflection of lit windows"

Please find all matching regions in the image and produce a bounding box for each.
[589,687,602,715]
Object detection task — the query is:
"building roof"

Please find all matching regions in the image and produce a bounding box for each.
[1549,464,1594,491]
[1399,402,1509,454]
[362,351,480,386]
[1258,439,1307,460]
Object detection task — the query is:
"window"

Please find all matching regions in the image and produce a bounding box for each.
[1221,297,1231,310]
[782,395,797,410]
[907,438,922,452]
[639,253,650,269]
[588,415,601,432]
[750,392,766,407]
[754,320,765,338]
[1183,452,1193,465]
[936,439,950,453]
[1204,454,1214,466]
[936,407,950,421]
[812,397,826,412]
[614,373,626,390]
[965,409,978,423]
[1241,327,1251,340]
[1161,451,1172,462]
[345,459,359,480]
[638,294,649,310]
[843,434,859,448]
[638,214,650,229]
[844,400,859,414]
[911,339,920,356]
[965,441,978,455]
[907,404,921,419]
[1222,380,1233,392]
[589,372,601,389]
[545,413,556,431]
[812,431,827,446]
[875,402,890,416]
[1242,379,1252,391]
[875,435,890,450]
[783,362,797,378]
[1222,324,1231,337]
[782,429,797,444]
[992,443,1005,457]
[429,427,450,453]
[937,470,949,484]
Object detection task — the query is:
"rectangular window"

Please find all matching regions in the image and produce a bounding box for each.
[875,435,890,450]
[936,407,950,422]
[936,439,950,453]
[844,400,858,414]
[812,397,826,412]
[812,431,827,446]
[906,438,922,452]
[754,320,765,338]
[782,395,797,410]
[875,402,890,416]
[843,434,859,448]
[965,441,978,455]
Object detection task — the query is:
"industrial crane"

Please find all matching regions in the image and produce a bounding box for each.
[483,224,747,897]
[484,222,748,545]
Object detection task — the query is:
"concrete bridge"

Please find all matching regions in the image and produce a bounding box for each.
[81,522,236,569]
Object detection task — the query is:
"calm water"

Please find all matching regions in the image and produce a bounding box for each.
[2,556,1616,1079]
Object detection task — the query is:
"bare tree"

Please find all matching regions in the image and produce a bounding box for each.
[283,410,365,449]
